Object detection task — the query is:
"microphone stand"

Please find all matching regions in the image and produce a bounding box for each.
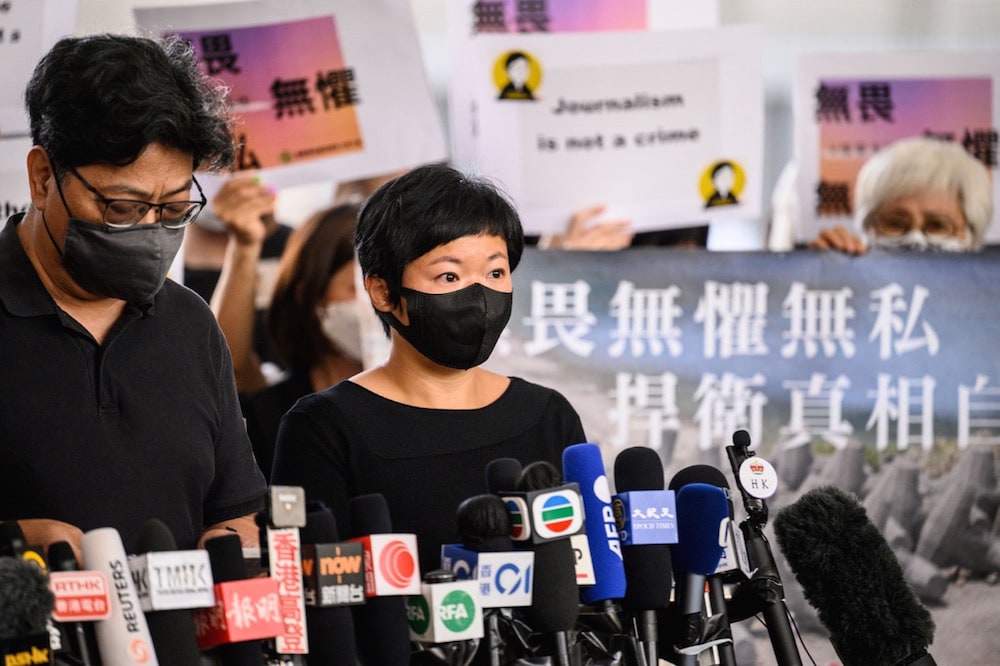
[726,435,802,666]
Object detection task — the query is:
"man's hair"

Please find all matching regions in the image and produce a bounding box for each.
[268,203,359,370]
[854,137,993,249]
[355,164,524,331]
[26,33,235,171]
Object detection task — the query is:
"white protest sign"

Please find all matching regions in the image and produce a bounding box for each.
[462,25,762,235]
[0,0,78,140]
[446,0,720,171]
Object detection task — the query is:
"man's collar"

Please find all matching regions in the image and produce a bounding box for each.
[0,213,60,317]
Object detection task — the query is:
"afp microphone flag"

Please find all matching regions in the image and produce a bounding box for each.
[562,442,627,604]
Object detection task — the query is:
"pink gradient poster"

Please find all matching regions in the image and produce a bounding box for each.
[468,0,648,33]
[815,77,993,217]
[178,16,363,170]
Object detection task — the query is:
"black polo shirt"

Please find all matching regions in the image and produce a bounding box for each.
[0,214,266,552]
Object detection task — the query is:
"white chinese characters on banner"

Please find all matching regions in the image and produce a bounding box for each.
[486,249,1000,457]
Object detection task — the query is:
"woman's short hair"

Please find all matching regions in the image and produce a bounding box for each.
[267,204,359,370]
[355,164,525,316]
[854,137,993,248]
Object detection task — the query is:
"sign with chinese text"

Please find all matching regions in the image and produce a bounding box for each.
[453,25,762,235]
[486,246,1000,660]
[793,50,1000,245]
[487,247,1000,456]
[135,0,447,190]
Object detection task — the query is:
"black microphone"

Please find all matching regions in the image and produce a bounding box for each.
[446,494,533,666]
[485,458,522,496]
[514,461,580,666]
[0,520,27,558]
[201,534,268,666]
[130,519,203,666]
[773,485,937,666]
[726,430,801,666]
[299,503,359,664]
[0,555,55,665]
[613,446,674,666]
[348,493,414,666]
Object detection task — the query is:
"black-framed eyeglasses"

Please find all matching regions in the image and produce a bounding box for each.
[66,167,207,229]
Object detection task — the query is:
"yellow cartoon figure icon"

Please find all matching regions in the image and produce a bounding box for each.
[701,160,745,209]
[494,50,542,101]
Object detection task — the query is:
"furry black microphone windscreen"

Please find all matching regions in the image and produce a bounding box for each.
[773,485,935,666]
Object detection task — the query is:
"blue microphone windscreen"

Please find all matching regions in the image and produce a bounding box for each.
[673,483,728,575]
[563,442,627,603]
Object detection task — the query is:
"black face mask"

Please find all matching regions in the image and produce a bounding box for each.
[379,283,513,370]
[44,214,183,304]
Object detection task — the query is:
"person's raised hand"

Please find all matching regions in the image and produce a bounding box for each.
[808,225,867,255]
[548,204,634,250]
[211,175,276,247]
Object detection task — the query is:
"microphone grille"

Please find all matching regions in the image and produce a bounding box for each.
[485,457,522,494]
[135,518,177,553]
[614,446,665,491]
[349,493,393,536]
[301,507,341,543]
[516,460,562,491]
[668,463,729,491]
[204,532,247,582]
[47,540,78,572]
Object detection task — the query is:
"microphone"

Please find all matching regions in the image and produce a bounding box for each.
[407,568,483,663]
[773,485,937,666]
[442,494,534,666]
[613,446,675,666]
[197,533,277,665]
[299,503,359,664]
[0,520,28,558]
[259,486,309,658]
[726,429,801,666]
[562,443,626,612]
[513,461,580,666]
[48,540,104,666]
[0,555,55,666]
[129,519,207,666]
[443,494,534,609]
[348,493,415,665]
[79,527,159,666]
[667,465,737,666]
[668,483,730,660]
[485,458,522,497]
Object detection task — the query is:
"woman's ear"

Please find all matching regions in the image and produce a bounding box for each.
[365,275,392,313]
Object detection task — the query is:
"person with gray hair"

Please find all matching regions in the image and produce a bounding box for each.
[809,136,993,253]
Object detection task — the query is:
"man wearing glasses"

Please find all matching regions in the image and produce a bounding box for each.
[0,34,267,561]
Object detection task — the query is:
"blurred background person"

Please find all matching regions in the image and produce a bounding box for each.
[241,203,363,479]
[805,137,993,254]
[197,175,292,391]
